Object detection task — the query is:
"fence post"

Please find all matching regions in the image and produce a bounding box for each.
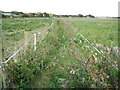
[34,33,36,51]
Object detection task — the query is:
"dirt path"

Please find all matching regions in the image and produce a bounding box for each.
[1,20,54,89]
[27,18,78,88]
[3,21,53,60]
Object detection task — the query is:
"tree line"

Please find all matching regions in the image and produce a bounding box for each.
[2,11,95,18]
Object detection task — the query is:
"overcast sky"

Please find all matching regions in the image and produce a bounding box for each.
[0,0,119,17]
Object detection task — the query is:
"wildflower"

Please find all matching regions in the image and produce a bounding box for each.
[79,40,82,43]
[96,44,106,50]
[74,38,76,40]
[70,69,75,74]
[95,53,97,56]
[106,76,109,78]
[14,59,17,63]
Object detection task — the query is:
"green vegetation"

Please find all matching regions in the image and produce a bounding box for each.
[2,18,52,61]
[2,18,52,43]
[4,32,24,41]
[2,18,51,32]
[2,18,118,88]
[68,18,118,46]
[2,11,94,18]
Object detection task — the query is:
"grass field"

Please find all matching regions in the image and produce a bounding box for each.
[1,17,118,88]
[68,18,118,46]
[2,18,52,58]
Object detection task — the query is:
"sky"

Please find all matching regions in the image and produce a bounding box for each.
[0,0,119,17]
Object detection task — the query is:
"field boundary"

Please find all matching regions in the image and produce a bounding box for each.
[0,20,53,65]
[0,18,118,88]
[64,19,118,70]
[0,20,53,88]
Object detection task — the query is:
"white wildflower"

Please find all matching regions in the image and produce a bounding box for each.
[79,40,82,43]
[95,53,97,56]
[73,38,76,40]
[106,76,109,78]
[14,59,17,63]
[70,69,75,74]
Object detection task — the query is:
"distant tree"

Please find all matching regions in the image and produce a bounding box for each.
[11,11,18,15]
[11,11,24,15]
[25,13,36,17]
[43,12,49,17]
[31,13,36,17]
[19,12,24,14]
[53,14,60,17]
[61,15,69,17]
[53,14,57,17]
[36,12,43,17]
[78,14,84,17]
[86,14,95,18]
[22,13,29,17]
[49,13,54,17]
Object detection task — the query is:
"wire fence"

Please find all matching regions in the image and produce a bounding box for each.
[64,19,118,70]
[0,32,42,65]
[0,18,118,88]
[0,20,53,65]
[0,19,53,88]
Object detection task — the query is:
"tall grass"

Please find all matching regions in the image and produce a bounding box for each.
[2,18,52,61]
[4,18,118,88]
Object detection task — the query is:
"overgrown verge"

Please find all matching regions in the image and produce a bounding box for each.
[4,19,118,88]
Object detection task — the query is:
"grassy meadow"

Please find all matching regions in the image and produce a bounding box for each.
[68,18,118,46]
[2,18,52,58]
[1,17,118,88]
